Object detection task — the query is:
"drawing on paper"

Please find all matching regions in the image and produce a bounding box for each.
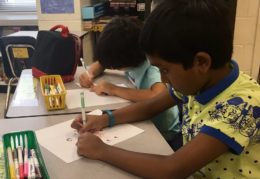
[66,130,78,142]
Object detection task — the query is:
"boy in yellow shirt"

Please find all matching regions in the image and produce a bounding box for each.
[72,0,260,178]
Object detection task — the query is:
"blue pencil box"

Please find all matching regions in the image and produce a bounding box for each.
[82,2,106,20]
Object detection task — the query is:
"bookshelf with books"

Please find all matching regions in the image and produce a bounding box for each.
[82,0,151,64]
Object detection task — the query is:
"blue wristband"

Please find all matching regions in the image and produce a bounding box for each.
[104,110,115,127]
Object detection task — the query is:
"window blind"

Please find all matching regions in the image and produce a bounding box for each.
[0,0,36,12]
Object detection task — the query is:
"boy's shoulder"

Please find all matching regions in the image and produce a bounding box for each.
[224,72,260,102]
[146,64,160,74]
[236,71,259,88]
[206,71,260,116]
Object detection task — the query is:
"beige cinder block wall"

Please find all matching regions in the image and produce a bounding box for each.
[233,0,260,79]
[252,4,260,79]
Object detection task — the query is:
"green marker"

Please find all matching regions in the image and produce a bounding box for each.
[80,92,86,125]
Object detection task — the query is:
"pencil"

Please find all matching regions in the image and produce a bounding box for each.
[80,92,86,125]
[7,147,16,179]
[80,58,91,78]
[16,135,24,179]
[31,149,42,178]
[80,58,87,70]
[24,134,29,178]
[10,136,19,179]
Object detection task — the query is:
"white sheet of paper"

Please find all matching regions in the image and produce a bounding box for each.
[36,109,144,163]
[66,89,130,109]
[94,124,144,145]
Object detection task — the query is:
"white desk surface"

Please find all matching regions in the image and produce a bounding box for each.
[7,31,38,38]
[6,67,133,118]
[0,115,173,179]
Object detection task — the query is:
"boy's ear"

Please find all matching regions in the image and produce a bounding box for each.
[193,52,212,73]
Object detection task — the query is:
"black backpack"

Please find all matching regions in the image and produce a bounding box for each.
[32,25,81,82]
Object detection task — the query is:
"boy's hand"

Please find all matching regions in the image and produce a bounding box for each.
[77,132,106,160]
[71,114,84,131]
[71,114,108,133]
[90,81,116,96]
[79,71,94,88]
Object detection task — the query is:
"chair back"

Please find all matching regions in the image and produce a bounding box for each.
[0,36,36,78]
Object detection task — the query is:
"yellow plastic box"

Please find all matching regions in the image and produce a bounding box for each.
[40,75,66,110]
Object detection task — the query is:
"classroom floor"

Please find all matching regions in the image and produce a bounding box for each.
[0,93,6,119]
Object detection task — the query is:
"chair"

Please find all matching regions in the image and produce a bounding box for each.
[0,36,36,117]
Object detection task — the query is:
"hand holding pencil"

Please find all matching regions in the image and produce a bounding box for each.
[79,58,94,88]
[79,71,94,88]
[71,113,106,134]
[79,61,105,88]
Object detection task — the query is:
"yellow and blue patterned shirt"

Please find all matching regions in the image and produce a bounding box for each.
[170,60,260,178]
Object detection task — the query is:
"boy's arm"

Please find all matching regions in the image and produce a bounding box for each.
[111,88,175,123]
[87,61,105,77]
[91,81,166,102]
[77,132,229,179]
[73,89,175,132]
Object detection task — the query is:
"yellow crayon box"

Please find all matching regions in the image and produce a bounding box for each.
[40,75,67,110]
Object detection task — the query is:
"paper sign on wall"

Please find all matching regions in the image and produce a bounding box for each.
[40,0,74,14]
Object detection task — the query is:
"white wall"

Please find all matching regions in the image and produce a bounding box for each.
[233,0,260,79]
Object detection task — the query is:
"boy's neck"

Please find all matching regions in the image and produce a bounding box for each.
[199,62,232,93]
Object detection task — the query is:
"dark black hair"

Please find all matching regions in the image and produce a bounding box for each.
[140,0,233,69]
[94,16,146,69]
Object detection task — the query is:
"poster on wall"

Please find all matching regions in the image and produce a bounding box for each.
[40,0,74,14]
